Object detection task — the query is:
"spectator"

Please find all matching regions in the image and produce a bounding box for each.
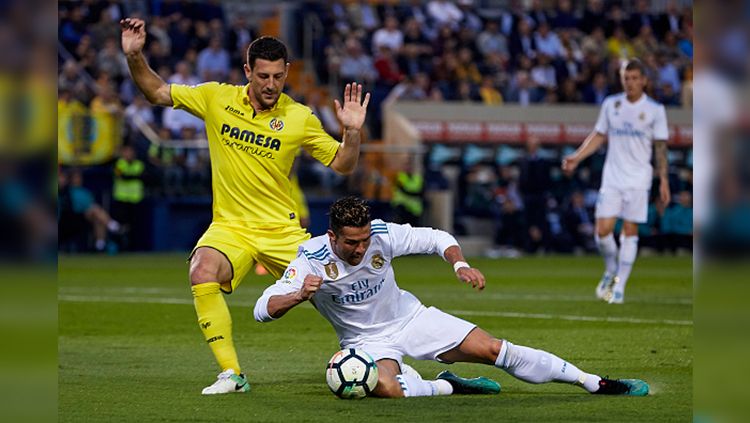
[553,0,578,30]
[97,37,128,80]
[90,82,123,115]
[479,76,503,105]
[627,0,656,38]
[558,78,582,103]
[607,26,635,60]
[531,54,557,90]
[338,37,377,87]
[58,168,121,252]
[307,90,341,136]
[374,46,404,87]
[196,36,230,81]
[163,62,205,136]
[656,52,682,95]
[527,0,551,28]
[477,20,509,59]
[505,70,541,106]
[347,0,380,32]
[112,144,146,250]
[168,18,194,59]
[633,25,659,59]
[581,26,606,56]
[660,190,693,253]
[457,0,483,34]
[580,0,606,35]
[124,94,155,132]
[534,22,564,59]
[564,191,596,252]
[518,137,551,251]
[427,0,463,30]
[227,16,255,66]
[385,73,431,103]
[582,72,609,105]
[656,0,684,40]
[455,48,482,85]
[509,19,537,61]
[372,15,404,53]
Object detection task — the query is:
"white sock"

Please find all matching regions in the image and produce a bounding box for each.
[95,239,106,251]
[400,363,422,379]
[396,374,453,397]
[595,233,618,276]
[107,220,121,232]
[495,340,601,393]
[615,235,639,293]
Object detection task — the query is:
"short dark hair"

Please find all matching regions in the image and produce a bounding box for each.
[246,36,288,68]
[329,196,371,235]
[622,58,646,75]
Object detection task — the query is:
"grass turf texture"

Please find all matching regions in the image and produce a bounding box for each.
[59,254,691,422]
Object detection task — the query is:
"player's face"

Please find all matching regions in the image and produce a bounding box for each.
[244,58,288,109]
[621,69,646,99]
[329,225,372,266]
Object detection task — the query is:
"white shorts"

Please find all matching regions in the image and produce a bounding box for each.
[345,306,476,369]
[595,186,649,223]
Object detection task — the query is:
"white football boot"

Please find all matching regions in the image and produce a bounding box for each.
[201,369,250,395]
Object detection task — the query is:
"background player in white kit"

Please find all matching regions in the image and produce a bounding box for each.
[563,59,671,304]
[254,197,648,398]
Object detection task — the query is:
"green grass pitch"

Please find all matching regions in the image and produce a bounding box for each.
[59,254,691,422]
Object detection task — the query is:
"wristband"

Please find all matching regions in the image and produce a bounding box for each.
[453,261,470,272]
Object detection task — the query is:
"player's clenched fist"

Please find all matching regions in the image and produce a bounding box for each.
[297,275,323,301]
[456,267,486,290]
[120,18,147,56]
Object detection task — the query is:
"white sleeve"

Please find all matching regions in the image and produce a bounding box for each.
[594,99,609,135]
[253,256,315,322]
[653,105,669,141]
[386,223,459,260]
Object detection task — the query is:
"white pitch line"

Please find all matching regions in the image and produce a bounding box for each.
[59,286,692,305]
[448,309,692,326]
[58,295,692,326]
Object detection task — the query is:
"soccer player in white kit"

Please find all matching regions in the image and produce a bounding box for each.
[563,59,671,304]
[254,197,648,398]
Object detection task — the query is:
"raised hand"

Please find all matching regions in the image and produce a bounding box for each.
[334,83,370,131]
[120,18,147,55]
[456,267,486,291]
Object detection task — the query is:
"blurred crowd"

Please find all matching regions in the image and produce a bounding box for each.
[305,0,693,136]
[57,0,694,254]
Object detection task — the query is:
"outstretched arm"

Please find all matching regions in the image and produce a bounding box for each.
[654,140,670,206]
[561,131,606,174]
[120,18,172,107]
[444,245,486,290]
[329,83,371,175]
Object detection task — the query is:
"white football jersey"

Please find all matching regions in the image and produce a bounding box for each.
[254,220,459,347]
[594,93,669,190]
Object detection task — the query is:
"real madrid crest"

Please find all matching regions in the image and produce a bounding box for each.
[324,261,339,279]
[638,112,645,121]
[371,253,384,269]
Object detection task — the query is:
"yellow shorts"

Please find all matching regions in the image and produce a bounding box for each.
[190,221,311,294]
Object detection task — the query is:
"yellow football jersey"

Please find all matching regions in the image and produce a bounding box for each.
[171,83,340,226]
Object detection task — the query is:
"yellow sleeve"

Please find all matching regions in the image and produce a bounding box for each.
[170,82,220,119]
[301,112,340,166]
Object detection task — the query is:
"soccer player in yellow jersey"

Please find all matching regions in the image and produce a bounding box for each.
[120,18,371,394]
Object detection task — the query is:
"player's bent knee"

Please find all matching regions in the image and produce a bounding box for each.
[189,258,221,286]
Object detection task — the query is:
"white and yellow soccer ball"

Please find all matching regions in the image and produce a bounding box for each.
[325,348,378,399]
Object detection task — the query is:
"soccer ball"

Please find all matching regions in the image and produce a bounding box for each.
[325,348,378,399]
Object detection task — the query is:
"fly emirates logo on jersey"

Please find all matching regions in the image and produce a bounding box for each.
[331,277,386,305]
[219,121,283,160]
